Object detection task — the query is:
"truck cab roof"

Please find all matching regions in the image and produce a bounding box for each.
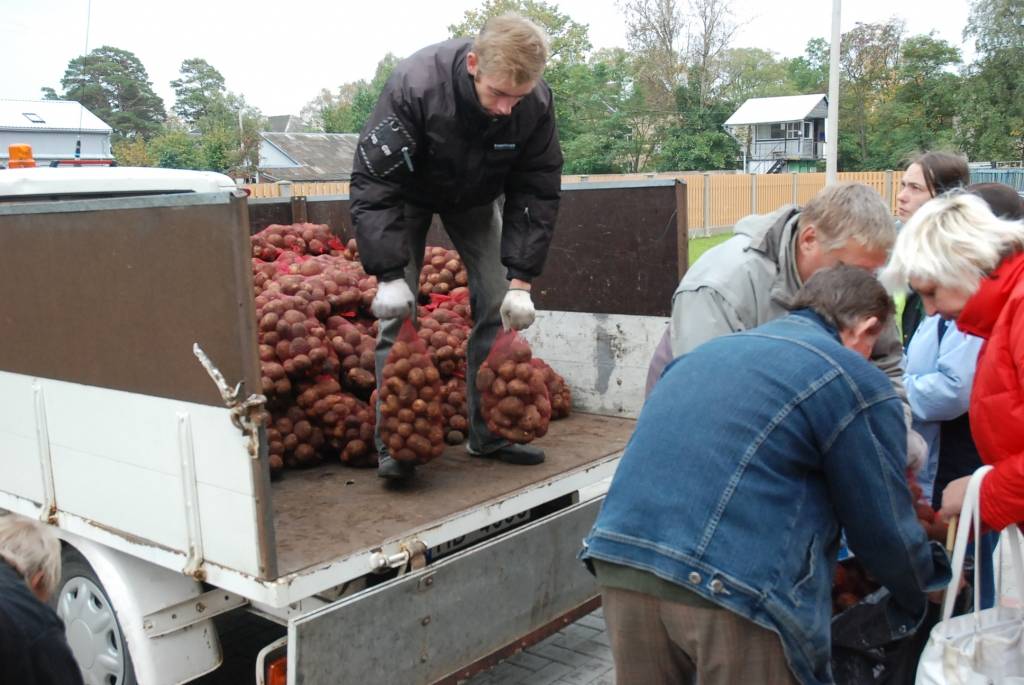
[0,166,239,202]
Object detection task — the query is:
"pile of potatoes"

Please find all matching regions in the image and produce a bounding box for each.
[249,223,571,475]
[419,246,468,296]
[477,334,552,444]
[251,223,344,262]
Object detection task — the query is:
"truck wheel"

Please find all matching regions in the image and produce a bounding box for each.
[54,548,138,685]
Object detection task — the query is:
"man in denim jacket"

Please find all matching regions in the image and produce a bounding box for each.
[582,266,950,685]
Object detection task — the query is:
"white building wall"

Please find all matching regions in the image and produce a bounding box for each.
[0,130,111,164]
[258,140,298,168]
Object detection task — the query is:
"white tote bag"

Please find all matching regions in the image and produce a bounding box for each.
[916,465,1024,684]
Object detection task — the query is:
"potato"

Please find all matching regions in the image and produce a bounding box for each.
[497,361,517,381]
[491,378,508,397]
[497,396,526,418]
[507,379,530,397]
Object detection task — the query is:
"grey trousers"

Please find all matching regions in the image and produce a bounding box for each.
[601,586,799,685]
[373,198,509,456]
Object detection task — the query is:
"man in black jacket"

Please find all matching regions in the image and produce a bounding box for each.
[0,515,84,685]
[350,14,563,481]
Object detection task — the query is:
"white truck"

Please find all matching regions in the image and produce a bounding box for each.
[0,163,682,684]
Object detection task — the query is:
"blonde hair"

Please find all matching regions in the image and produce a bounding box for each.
[882,192,1024,295]
[473,14,549,85]
[0,515,62,599]
[798,182,896,252]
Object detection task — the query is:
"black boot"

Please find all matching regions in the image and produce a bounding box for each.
[378,453,416,481]
[469,443,545,465]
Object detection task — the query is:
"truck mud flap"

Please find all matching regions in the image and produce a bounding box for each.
[288,497,602,685]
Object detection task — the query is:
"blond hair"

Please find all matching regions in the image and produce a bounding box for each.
[473,14,549,85]
[882,192,1024,295]
[798,182,896,252]
[0,515,62,599]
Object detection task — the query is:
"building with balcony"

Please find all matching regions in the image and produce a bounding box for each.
[724,94,827,174]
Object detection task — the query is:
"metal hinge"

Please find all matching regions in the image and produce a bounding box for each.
[193,344,267,459]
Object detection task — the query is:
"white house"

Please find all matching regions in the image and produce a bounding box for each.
[724,94,827,174]
[0,99,113,167]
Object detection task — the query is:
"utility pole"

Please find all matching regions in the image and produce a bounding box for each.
[826,0,841,185]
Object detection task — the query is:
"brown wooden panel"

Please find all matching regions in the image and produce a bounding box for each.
[0,195,260,406]
[271,411,634,576]
[248,181,684,317]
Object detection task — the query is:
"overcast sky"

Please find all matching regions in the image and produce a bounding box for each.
[1,0,974,118]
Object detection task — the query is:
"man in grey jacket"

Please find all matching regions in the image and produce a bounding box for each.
[646,182,925,463]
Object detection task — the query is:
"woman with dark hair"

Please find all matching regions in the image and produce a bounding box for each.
[896,152,971,342]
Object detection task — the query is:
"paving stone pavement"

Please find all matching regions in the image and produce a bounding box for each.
[462,608,615,685]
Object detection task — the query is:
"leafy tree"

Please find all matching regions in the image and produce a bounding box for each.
[784,38,829,93]
[112,137,155,166]
[170,58,227,127]
[958,0,1024,161]
[51,46,166,139]
[716,47,795,105]
[148,127,206,170]
[838,20,904,169]
[870,34,961,167]
[686,0,739,109]
[620,0,687,110]
[306,54,401,134]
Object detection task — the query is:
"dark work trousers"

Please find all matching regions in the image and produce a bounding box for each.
[373,198,509,456]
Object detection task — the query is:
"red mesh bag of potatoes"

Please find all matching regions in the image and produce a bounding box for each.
[531,359,572,419]
[378,320,446,464]
[477,330,551,443]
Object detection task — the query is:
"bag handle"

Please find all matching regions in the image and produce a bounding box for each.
[940,466,1024,630]
[941,465,993,626]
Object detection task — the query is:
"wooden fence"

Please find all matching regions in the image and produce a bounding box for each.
[242,170,907,233]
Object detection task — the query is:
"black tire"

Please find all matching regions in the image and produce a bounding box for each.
[52,547,138,685]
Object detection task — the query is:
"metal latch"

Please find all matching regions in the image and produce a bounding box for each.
[193,344,267,458]
[369,540,428,576]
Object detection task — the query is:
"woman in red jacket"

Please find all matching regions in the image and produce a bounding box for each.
[884,186,1024,530]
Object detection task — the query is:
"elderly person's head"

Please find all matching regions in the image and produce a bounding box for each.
[882,192,1024,319]
[0,516,62,602]
[790,264,895,358]
[896,151,970,222]
[794,182,896,282]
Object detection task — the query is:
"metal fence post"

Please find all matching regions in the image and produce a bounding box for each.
[791,173,798,205]
[278,180,292,198]
[885,170,894,209]
[751,174,758,214]
[703,173,711,236]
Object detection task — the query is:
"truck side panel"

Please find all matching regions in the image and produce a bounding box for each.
[0,193,276,579]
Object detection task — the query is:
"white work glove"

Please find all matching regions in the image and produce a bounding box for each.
[500,288,535,331]
[371,279,415,320]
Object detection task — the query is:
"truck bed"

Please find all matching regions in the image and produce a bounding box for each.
[271,412,634,576]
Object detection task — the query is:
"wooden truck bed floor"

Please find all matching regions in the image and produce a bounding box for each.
[271,412,636,576]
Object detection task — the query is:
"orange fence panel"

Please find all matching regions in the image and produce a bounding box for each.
[242,171,901,231]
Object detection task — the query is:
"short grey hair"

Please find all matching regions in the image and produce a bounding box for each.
[0,515,61,598]
[799,182,896,252]
[882,192,1024,295]
[789,264,894,332]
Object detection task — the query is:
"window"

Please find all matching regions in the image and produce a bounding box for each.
[786,122,802,139]
[769,123,787,139]
[22,113,45,124]
[804,122,813,139]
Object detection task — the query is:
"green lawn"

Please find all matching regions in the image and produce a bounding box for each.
[688,232,731,265]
